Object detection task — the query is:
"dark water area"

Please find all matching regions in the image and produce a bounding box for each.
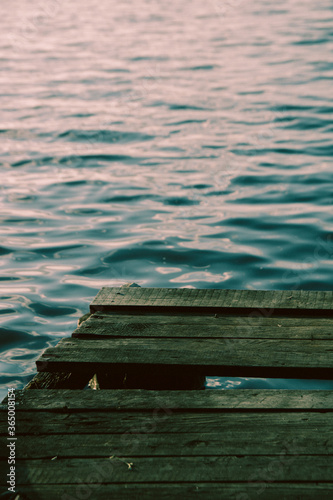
[1,0,333,400]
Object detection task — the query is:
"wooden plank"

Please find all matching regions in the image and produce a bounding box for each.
[35,337,333,379]
[4,430,332,459]
[13,483,333,500]
[90,288,333,314]
[3,456,332,484]
[5,389,333,411]
[84,311,333,327]
[2,410,331,435]
[73,313,333,339]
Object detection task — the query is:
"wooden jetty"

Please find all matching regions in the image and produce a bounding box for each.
[1,286,333,499]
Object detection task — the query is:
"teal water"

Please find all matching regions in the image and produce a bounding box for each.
[1,0,333,400]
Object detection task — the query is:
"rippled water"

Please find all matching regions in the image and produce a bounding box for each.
[1,0,333,399]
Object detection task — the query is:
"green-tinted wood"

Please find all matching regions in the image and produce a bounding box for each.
[3,456,332,484]
[4,285,333,498]
[13,483,333,500]
[5,430,332,459]
[2,411,331,435]
[86,311,333,326]
[35,337,333,379]
[90,287,333,314]
[73,313,333,339]
[5,389,333,411]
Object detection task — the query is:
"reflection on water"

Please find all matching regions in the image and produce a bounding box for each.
[1,0,333,399]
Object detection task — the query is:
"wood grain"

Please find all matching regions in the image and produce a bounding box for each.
[3,430,331,459]
[12,483,333,500]
[73,313,333,339]
[35,337,333,380]
[4,389,333,411]
[90,288,333,314]
[2,456,332,484]
[1,410,331,435]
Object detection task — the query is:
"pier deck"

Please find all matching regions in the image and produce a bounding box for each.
[1,287,333,499]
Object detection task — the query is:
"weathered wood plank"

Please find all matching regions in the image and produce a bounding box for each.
[85,311,333,327]
[90,288,333,314]
[35,337,333,379]
[3,456,332,484]
[4,430,331,459]
[13,483,333,500]
[4,389,333,411]
[73,313,333,339]
[2,411,331,435]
